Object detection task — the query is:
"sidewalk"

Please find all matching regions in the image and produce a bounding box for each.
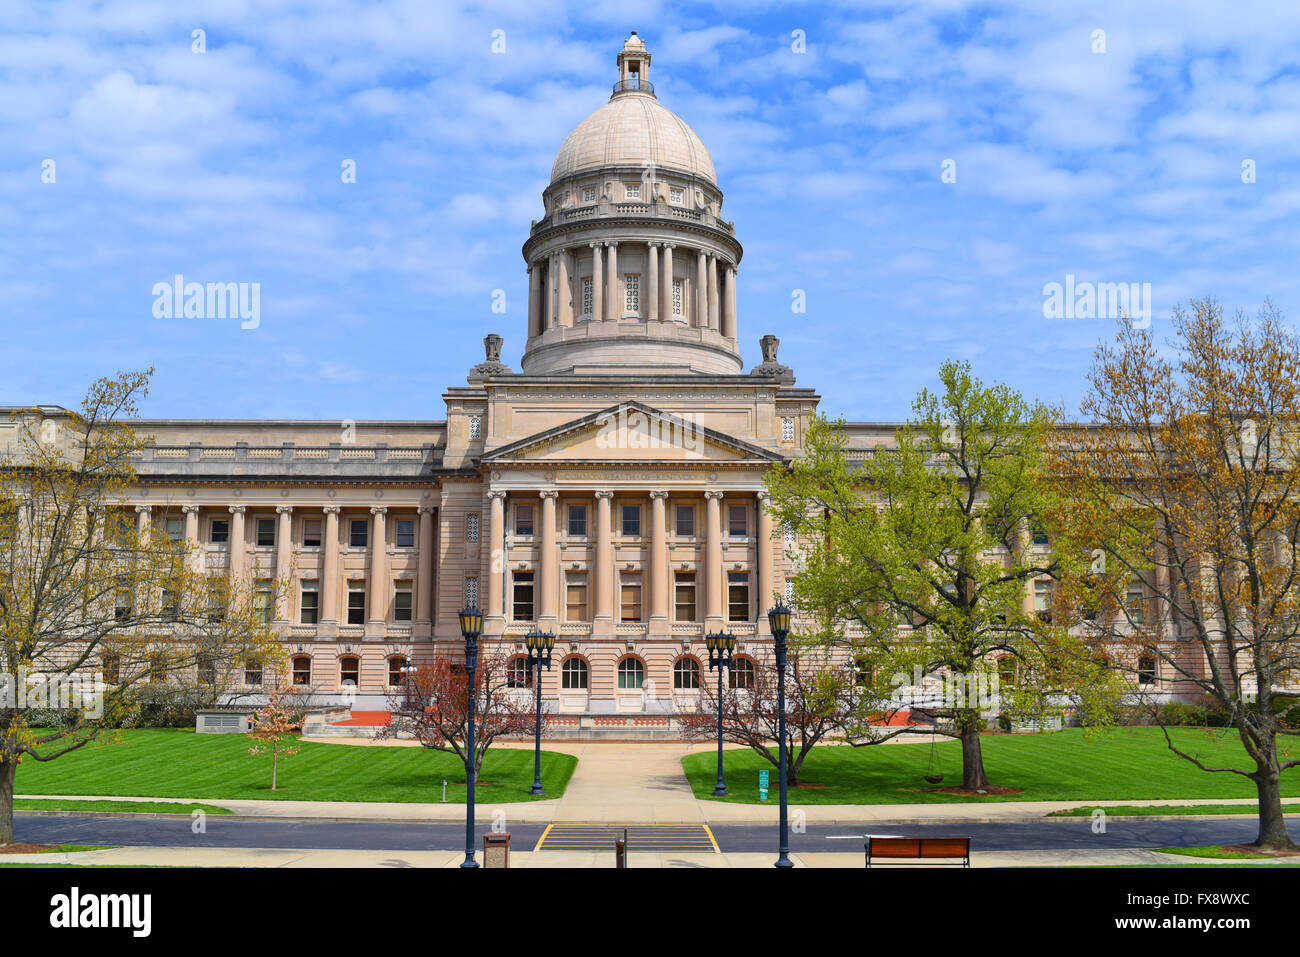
[16,739,1292,826]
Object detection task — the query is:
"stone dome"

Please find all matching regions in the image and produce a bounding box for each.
[550,86,716,186]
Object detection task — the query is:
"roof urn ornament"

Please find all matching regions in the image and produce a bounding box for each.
[750,334,793,379]
[469,333,512,379]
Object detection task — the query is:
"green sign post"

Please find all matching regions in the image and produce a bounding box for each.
[758,769,769,801]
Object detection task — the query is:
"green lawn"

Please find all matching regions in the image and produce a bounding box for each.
[15,799,232,815]
[14,730,577,804]
[1049,804,1300,818]
[1154,846,1275,860]
[684,728,1300,804]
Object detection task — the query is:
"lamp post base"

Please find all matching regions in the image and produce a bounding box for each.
[530,785,546,796]
[712,785,728,797]
[774,856,793,869]
[461,858,480,869]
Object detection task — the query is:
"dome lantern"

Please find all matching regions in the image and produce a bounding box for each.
[615,31,653,96]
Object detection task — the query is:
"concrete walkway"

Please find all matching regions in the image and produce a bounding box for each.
[16,739,1296,825]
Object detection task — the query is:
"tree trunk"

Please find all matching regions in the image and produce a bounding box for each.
[0,759,15,846]
[271,744,279,791]
[1254,769,1298,851]
[960,720,990,790]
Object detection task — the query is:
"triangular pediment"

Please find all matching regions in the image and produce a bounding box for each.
[481,401,784,464]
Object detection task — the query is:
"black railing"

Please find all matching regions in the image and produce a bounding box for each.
[612,78,654,95]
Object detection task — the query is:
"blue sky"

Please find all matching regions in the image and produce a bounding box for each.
[3,0,1300,421]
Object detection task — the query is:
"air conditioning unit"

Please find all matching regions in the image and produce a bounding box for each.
[196,711,253,734]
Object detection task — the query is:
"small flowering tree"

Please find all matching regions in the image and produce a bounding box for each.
[246,687,301,791]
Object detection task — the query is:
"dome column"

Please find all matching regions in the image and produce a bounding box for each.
[527,264,541,338]
[661,243,675,319]
[590,243,603,322]
[723,264,737,338]
[647,243,660,321]
[558,248,573,327]
[605,241,620,320]
[707,253,720,331]
[696,248,708,329]
[544,255,555,331]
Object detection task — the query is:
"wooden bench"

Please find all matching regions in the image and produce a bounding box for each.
[865,836,970,868]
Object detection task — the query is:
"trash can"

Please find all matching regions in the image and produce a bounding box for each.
[483,831,511,868]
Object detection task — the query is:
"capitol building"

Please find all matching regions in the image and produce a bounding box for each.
[12,36,1058,724]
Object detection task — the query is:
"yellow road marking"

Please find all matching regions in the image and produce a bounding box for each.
[534,822,554,852]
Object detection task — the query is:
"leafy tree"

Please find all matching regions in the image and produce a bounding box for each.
[246,687,302,791]
[0,371,284,844]
[1045,299,1300,850]
[767,361,1119,790]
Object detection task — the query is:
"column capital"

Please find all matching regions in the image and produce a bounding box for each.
[594,489,616,500]
[417,505,437,515]
[755,490,772,504]
[539,489,559,501]
[369,505,388,515]
[704,490,725,501]
[181,504,201,515]
[647,241,659,249]
[487,489,508,501]
[605,240,619,248]
[663,242,676,249]
[134,504,152,515]
[590,242,602,249]
[322,505,341,515]
[228,504,246,514]
[276,504,294,514]
[649,490,670,500]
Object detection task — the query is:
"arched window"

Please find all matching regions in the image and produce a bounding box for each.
[674,657,701,690]
[292,655,311,686]
[387,656,409,687]
[340,656,359,688]
[561,657,589,690]
[506,656,533,688]
[730,656,755,690]
[618,656,645,690]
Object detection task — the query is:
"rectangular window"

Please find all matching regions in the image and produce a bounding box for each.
[210,518,229,543]
[672,278,683,316]
[161,589,179,621]
[621,504,641,537]
[300,581,319,625]
[620,572,643,622]
[513,571,535,621]
[254,580,273,624]
[244,659,262,687]
[675,505,694,537]
[396,519,416,548]
[347,582,366,625]
[302,518,322,547]
[728,571,750,622]
[1036,580,1053,623]
[674,572,696,622]
[566,572,588,622]
[349,519,368,548]
[670,186,683,205]
[625,273,640,313]
[394,581,413,622]
[581,277,594,317]
[465,576,479,609]
[582,186,597,203]
[466,512,480,543]
[254,518,274,547]
[1127,584,1145,625]
[781,417,795,441]
[198,657,216,686]
[164,516,183,541]
[340,657,359,687]
[568,504,587,537]
[728,505,747,537]
[469,415,483,440]
[515,504,534,537]
[625,182,641,199]
[784,523,796,546]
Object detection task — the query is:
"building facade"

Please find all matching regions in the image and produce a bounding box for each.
[4,35,1182,720]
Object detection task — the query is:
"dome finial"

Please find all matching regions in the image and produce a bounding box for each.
[615,32,652,96]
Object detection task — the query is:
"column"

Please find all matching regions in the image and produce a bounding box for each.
[647,243,660,322]
[649,491,669,623]
[661,244,674,320]
[707,253,719,331]
[227,505,246,588]
[594,490,614,623]
[274,505,293,623]
[756,491,773,634]
[590,243,604,322]
[321,506,340,633]
[696,248,708,329]
[723,264,737,339]
[182,505,201,572]
[417,505,436,632]
[539,490,559,623]
[558,249,573,327]
[704,491,723,626]
[544,255,555,331]
[527,264,541,338]
[487,490,506,621]
[135,504,152,542]
[368,506,387,634]
[605,241,620,320]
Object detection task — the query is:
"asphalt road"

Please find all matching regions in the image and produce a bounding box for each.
[14,813,1297,855]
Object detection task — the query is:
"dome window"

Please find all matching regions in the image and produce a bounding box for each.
[669,186,683,205]
[624,182,641,200]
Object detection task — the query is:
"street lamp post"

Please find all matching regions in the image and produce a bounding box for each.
[704,630,736,797]
[524,627,556,796]
[767,602,794,869]
[458,605,484,869]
